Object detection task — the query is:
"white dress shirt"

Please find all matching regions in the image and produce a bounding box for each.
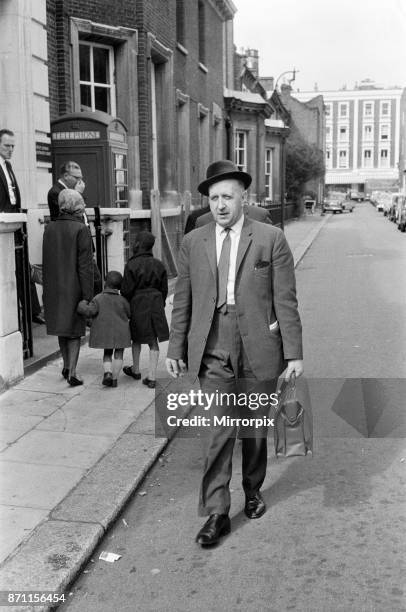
[215,213,244,305]
[0,156,16,206]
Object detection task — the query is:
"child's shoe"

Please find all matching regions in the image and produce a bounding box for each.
[142,377,156,389]
[123,366,141,380]
[102,372,113,387]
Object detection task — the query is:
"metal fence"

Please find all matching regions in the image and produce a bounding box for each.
[265,201,298,227]
[14,225,33,359]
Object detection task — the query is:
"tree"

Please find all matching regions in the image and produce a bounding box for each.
[285,134,325,202]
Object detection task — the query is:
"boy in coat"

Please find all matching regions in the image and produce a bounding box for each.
[78,271,131,388]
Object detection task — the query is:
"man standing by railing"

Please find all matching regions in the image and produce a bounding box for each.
[0,128,45,325]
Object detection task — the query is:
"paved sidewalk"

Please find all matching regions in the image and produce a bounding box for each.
[0,212,329,610]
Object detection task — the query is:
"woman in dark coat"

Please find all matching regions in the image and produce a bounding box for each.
[121,231,169,388]
[42,189,94,386]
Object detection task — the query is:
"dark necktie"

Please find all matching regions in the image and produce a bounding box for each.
[5,161,17,205]
[216,228,231,313]
[5,161,15,186]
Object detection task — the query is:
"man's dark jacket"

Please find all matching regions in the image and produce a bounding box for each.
[0,162,21,212]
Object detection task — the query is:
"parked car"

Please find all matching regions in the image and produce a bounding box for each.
[376,191,392,213]
[341,197,355,212]
[395,195,406,231]
[388,193,403,222]
[350,190,365,202]
[323,192,344,214]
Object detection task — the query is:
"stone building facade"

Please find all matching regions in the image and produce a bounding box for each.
[296,84,406,194]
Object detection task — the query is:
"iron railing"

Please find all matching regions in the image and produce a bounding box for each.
[14,225,33,359]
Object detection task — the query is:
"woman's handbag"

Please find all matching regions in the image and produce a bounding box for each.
[30,264,43,285]
[274,375,313,457]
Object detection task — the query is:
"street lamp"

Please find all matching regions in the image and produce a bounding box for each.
[275,68,299,90]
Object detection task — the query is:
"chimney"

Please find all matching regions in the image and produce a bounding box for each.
[243,48,259,77]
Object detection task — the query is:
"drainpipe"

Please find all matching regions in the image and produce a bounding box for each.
[225,116,232,160]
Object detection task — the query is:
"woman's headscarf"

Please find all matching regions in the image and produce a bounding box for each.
[58,189,85,216]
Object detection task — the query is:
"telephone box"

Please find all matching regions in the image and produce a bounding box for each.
[50,111,128,208]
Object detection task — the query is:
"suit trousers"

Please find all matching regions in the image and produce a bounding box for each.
[198,306,277,516]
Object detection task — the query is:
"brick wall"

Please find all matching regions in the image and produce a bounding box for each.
[47,0,137,121]
[174,0,225,203]
[46,0,228,208]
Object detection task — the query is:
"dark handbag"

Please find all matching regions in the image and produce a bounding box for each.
[30,264,43,285]
[274,375,313,457]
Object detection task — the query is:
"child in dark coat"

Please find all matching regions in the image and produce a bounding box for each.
[121,231,169,388]
[78,271,131,388]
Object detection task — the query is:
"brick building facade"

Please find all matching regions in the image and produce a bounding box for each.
[46,0,236,211]
[279,85,325,204]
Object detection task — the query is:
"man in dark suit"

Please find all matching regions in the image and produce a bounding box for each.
[47,161,84,221]
[0,129,21,213]
[184,205,210,234]
[0,129,44,324]
[166,160,303,546]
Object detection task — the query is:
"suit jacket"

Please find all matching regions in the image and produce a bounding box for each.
[195,204,273,228]
[167,217,302,380]
[0,161,21,212]
[47,181,65,220]
[184,205,210,234]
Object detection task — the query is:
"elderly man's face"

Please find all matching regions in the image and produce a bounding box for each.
[63,165,83,189]
[0,134,15,160]
[208,179,245,228]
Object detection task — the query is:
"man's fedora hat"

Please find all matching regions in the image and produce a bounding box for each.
[198,160,252,196]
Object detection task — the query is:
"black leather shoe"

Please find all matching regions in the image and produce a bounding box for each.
[244,492,266,519]
[123,366,141,380]
[102,372,113,387]
[195,514,230,546]
[61,368,69,380]
[32,315,45,325]
[68,376,83,387]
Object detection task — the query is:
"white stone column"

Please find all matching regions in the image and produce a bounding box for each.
[0,0,51,212]
[0,214,26,388]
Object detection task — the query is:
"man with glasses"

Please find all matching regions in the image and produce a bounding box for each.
[47,161,85,221]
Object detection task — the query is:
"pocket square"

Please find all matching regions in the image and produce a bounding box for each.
[254,260,270,270]
[268,320,279,332]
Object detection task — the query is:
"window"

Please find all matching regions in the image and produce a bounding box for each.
[265,148,273,199]
[338,149,348,169]
[363,124,373,141]
[339,126,347,141]
[325,104,332,117]
[380,149,389,167]
[380,124,389,140]
[176,0,185,45]
[198,1,206,65]
[326,125,332,139]
[235,130,247,171]
[380,101,390,117]
[326,149,332,169]
[363,149,372,168]
[79,42,116,115]
[339,103,348,118]
[113,153,128,207]
[363,102,373,117]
